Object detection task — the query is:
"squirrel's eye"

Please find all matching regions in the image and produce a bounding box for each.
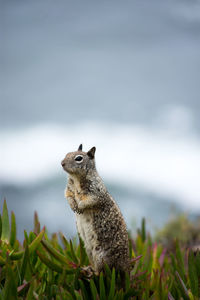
[75,155,83,163]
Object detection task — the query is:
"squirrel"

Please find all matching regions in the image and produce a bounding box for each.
[61,144,130,276]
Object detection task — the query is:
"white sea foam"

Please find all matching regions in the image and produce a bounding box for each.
[0,121,200,210]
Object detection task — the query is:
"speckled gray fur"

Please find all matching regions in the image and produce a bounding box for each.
[61,145,130,273]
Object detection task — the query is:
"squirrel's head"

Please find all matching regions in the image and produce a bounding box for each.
[61,144,96,176]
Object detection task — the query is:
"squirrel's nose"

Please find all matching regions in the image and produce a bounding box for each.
[61,160,65,167]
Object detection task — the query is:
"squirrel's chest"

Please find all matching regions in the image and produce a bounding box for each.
[71,177,84,203]
[76,212,97,249]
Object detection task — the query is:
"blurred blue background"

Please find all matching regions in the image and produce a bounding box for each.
[1,0,200,240]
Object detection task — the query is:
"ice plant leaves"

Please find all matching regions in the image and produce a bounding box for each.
[79,236,88,266]
[1,199,200,299]
[175,239,185,279]
[1,199,10,243]
[41,239,69,266]
[10,227,45,260]
[175,271,189,300]
[99,272,106,300]
[188,250,199,298]
[69,239,79,264]
[20,245,30,284]
[90,279,98,300]
[10,211,16,247]
[36,250,64,273]
[4,263,18,300]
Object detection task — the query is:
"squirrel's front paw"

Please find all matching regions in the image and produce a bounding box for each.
[78,201,85,212]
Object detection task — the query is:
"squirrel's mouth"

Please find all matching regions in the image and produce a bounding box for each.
[62,165,73,174]
[61,160,65,167]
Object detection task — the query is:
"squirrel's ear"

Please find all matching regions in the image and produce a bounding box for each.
[87,147,96,159]
[78,144,83,151]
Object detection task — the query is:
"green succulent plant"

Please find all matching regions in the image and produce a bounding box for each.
[0,200,199,299]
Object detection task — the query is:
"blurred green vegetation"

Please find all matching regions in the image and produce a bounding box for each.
[0,200,200,299]
[155,214,200,249]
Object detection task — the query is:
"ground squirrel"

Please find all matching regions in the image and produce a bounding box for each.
[61,144,130,274]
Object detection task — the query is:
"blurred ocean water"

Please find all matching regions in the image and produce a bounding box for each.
[1,122,200,240]
[0,0,200,240]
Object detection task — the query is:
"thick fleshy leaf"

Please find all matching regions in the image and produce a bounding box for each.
[124,288,139,299]
[168,292,176,300]
[69,239,79,264]
[141,218,146,242]
[10,211,16,247]
[188,250,199,297]
[104,263,112,278]
[10,227,45,260]
[41,239,69,266]
[130,255,143,265]
[25,283,34,300]
[99,272,106,300]
[25,227,45,253]
[175,240,185,279]
[79,279,89,300]
[17,281,30,296]
[175,271,189,300]
[108,268,115,300]
[115,289,124,300]
[20,245,29,284]
[74,268,80,290]
[195,250,200,278]
[34,211,40,234]
[79,237,87,266]
[1,199,10,242]
[36,250,63,273]
[90,278,98,300]
[188,290,195,300]
[4,263,18,299]
[24,230,29,245]
[125,272,130,290]
[59,232,69,249]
